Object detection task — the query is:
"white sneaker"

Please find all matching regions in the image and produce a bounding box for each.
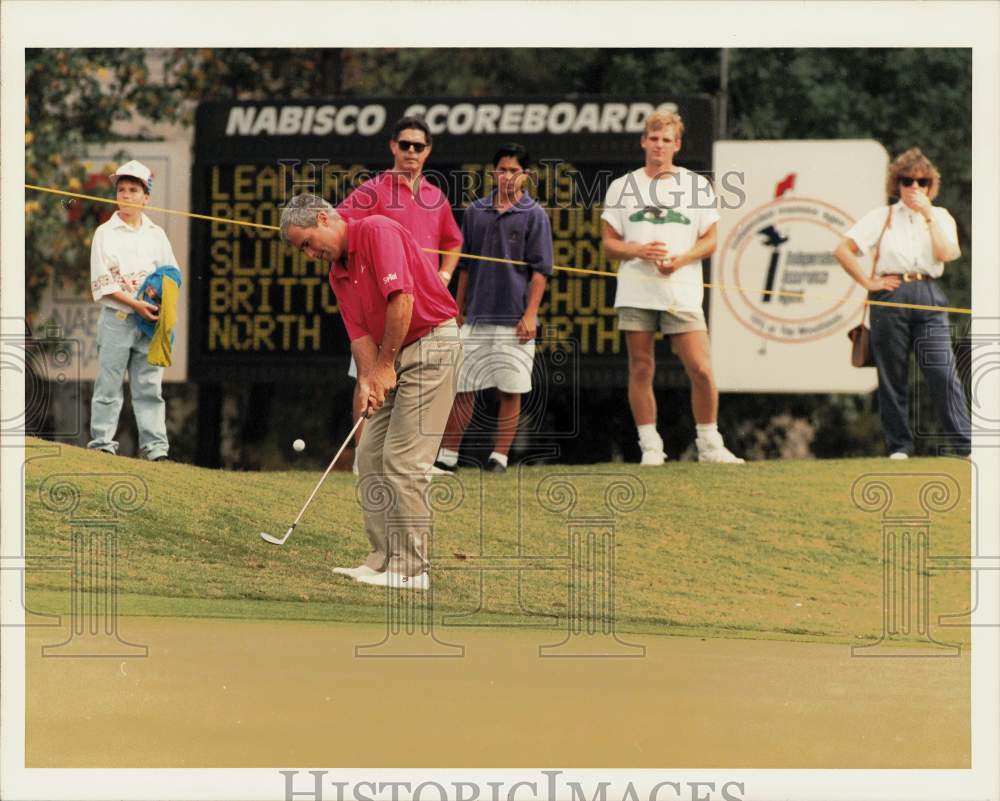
[357,570,429,591]
[697,445,745,464]
[639,448,667,466]
[332,564,380,580]
[889,452,909,460]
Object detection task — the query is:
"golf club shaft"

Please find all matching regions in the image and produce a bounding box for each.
[288,414,367,529]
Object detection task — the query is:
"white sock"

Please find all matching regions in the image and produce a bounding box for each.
[489,451,509,467]
[637,424,662,450]
[438,447,459,467]
[696,423,723,448]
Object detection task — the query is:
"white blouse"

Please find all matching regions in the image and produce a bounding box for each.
[845,201,958,278]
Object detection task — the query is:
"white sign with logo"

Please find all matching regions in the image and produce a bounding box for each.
[34,141,191,382]
[710,140,888,393]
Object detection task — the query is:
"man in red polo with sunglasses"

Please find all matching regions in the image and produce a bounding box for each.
[281,193,461,590]
[337,115,463,462]
[338,115,462,284]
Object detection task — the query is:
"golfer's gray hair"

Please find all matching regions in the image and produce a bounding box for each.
[279,194,339,240]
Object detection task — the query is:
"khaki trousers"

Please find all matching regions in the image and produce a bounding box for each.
[357,320,461,576]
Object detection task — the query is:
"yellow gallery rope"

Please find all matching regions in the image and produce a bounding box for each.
[25,183,973,315]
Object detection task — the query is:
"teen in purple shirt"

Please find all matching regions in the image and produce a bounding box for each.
[436,143,553,474]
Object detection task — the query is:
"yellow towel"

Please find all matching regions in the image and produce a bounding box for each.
[147,275,179,367]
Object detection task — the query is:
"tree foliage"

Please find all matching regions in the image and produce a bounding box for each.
[26,49,171,309]
[724,49,971,305]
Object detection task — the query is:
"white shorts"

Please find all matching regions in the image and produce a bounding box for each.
[348,355,357,379]
[457,323,535,394]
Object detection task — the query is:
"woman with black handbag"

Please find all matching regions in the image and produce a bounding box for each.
[833,148,971,459]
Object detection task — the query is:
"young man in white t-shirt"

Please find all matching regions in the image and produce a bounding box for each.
[601,112,743,465]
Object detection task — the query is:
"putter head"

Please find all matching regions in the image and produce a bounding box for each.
[259,527,292,545]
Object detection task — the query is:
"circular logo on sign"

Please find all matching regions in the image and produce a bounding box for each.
[717,197,866,344]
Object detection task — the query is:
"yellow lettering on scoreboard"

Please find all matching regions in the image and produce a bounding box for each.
[206,163,340,356]
[536,162,619,355]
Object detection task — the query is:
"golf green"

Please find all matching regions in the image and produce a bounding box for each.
[26,617,969,768]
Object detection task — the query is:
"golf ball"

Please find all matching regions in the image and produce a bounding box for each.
[293,439,305,452]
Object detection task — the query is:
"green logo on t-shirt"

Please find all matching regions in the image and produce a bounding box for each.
[628,206,691,225]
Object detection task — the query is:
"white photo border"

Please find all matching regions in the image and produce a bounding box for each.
[2,2,998,800]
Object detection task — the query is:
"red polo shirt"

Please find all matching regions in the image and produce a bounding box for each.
[337,171,462,268]
[330,216,458,347]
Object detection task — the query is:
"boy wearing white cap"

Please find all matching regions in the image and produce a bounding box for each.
[87,160,178,461]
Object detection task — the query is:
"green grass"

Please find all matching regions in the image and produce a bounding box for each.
[21,437,972,647]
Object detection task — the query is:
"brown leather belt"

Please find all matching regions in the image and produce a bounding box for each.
[883,272,930,282]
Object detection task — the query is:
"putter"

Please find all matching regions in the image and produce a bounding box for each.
[260,413,367,546]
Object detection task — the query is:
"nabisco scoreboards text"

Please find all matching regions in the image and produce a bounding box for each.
[189,96,715,382]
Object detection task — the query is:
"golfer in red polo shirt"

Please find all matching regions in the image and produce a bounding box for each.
[280,193,461,591]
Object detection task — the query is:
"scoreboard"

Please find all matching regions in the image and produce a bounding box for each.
[189,95,715,383]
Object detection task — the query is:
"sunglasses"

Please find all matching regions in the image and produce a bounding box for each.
[396,140,428,153]
[899,176,931,188]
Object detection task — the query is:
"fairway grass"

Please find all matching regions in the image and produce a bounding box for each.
[21,437,972,647]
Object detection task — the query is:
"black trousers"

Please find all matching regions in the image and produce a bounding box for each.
[869,279,971,456]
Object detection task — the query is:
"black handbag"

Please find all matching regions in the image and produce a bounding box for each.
[848,208,892,368]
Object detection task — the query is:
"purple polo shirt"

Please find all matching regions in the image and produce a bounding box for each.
[337,171,463,268]
[461,192,554,326]
[329,216,458,348]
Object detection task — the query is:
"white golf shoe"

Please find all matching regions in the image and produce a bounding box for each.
[697,445,745,464]
[357,570,429,591]
[889,452,909,460]
[332,564,380,580]
[696,430,745,464]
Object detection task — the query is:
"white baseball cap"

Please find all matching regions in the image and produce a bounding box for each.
[113,160,153,192]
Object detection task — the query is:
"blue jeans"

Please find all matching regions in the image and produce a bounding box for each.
[869,280,971,456]
[88,306,168,460]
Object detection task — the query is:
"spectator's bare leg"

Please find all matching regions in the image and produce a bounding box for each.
[670,331,718,424]
[625,331,657,426]
[494,390,522,457]
[440,391,475,452]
